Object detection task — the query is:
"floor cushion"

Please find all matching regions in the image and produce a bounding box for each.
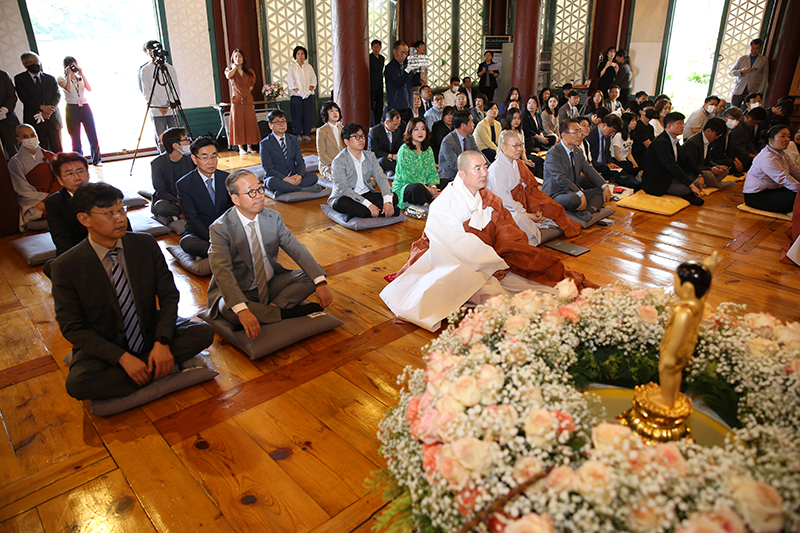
[264,186,331,203]
[202,311,343,360]
[539,227,565,244]
[615,190,690,216]
[167,245,212,276]
[722,172,746,183]
[154,215,186,235]
[565,207,615,228]
[320,204,406,231]
[122,193,148,208]
[138,190,154,200]
[304,154,319,173]
[11,233,56,266]
[737,203,792,221]
[25,219,48,231]
[128,210,171,236]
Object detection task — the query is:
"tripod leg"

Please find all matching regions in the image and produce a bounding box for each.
[130,65,164,176]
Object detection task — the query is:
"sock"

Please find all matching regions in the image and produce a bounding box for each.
[280,303,323,319]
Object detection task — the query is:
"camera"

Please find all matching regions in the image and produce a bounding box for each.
[150,42,170,64]
[69,64,79,73]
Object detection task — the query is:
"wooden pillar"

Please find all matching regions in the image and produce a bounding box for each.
[511,0,542,99]
[764,0,800,104]
[398,0,424,45]
[490,0,508,35]
[588,0,633,90]
[0,155,18,236]
[211,0,265,103]
[332,0,371,127]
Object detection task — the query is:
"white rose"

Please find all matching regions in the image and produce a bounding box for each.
[504,314,531,337]
[627,498,667,532]
[677,509,746,533]
[744,313,778,338]
[451,375,482,407]
[545,465,576,493]
[575,460,614,504]
[484,404,519,439]
[476,364,505,404]
[505,513,555,533]
[485,294,510,315]
[746,338,780,358]
[437,444,470,490]
[524,408,556,447]
[554,278,579,301]
[452,436,494,477]
[498,338,530,364]
[591,422,632,452]
[512,290,542,315]
[728,476,784,533]
[775,324,800,348]
[513,456,544,484]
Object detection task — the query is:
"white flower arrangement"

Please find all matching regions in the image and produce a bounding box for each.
[374,281,800,533]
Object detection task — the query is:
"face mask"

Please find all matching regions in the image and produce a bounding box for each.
[749,102,760,109]
[178,144,191,156]
[26,63,41,74]
[706,105,717,114]
[21,138,39,150]
[726,119,739,130]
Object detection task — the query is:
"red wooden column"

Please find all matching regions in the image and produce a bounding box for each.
[490,0,508,35]
[511,0,542,100]
[764,0,800,104]
[0,155,18,236]
[398,0,424,45]
[332,0,371,127]
[210,0,264,103]
[587,0,633,88]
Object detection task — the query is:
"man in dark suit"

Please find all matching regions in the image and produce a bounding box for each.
[459,77,476,109]
[0,69,20,159]
[259,109,319,196]
[177,137,233,258]
[543,118,612,220]
[683,118,734,189]
[151,127,194,218]
[369,39,385,127]
[439,110,478,183]
[384,40,422,124]
[642,112,705,206]
[585,114,622,180]
[52,182,213,400]
[709,107,745,176]
[368,109,404,173]
[14,52,62,153]
[727,107,766,171]
[207,169,333,339]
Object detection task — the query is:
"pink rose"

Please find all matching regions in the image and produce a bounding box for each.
[728,476,784,533]
[477,364,505,403]
[746,338,780,358]
[555,278,579,301]
[455,486,487,517]
[744,313,779,338]
[627,498,667,532]
[637,305,659,325]
[626,447,656,475]
[505,513,555,533]
[580,287,596,299]
[456,312,486,345]
[542,310,564,328]
[417,408,441,444]
[775,323,800,349]
[452,375,482,407]
[485,294,510,315]
[676,509,746,533]
[591,422,632,452]
[513,456,544,484]
[498,338,530,364]
[469,342,492,360]
[552,410,576,435]
[654,442,687,477]
[436,394,466,417]
[406,396,420,430]
[524,408,556,447]
[629,289,647,298]
[512,290,542,315]
[422,443,441,481]
[452,436,494,476]
[787,357,800,376]
[575,460,615,504]
[438,444,470,490]
[545,465,576,493]
[558,303,581,324]
[504,314,531,336]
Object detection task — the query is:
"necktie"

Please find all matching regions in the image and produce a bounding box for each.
[248,221,273,304]
[206,177,215,204]
[462,137,467,152]
[569,150,576,182]
[107,249,145,354]
[490,124,496,144]
[279,137,288,159]
[599,136,606,164]
[34,75,42,91]
[387,130,392,145]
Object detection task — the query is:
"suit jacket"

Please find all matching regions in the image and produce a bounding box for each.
[682,132,713,176]
[176,169,233,242]
[585,126,612,167]
[14,71,62,127]
[543,142,606,198]
[45,187,85,256]
[439,129,478,181]
[631,120,655,167]
[0,70,19,126]
[557,103,579,123]
[642,131,694,196]
[368,123,403,160]
[316,123,343,178]
[207,207,326,319]
[51,233,179,365]
[458,86,475,109]
[328,148,393,206]
[150,153,194,213]
[708,135,735,168]
[729,54,768,96]
[259,133,307,179]
[727,121,758,160]
[384,58,420,111]
[431,121,454,162]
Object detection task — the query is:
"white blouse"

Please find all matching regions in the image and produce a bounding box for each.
[287,61,317,99]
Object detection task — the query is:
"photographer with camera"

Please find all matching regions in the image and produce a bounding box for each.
[138,40,181,150]
[58,57,101,166]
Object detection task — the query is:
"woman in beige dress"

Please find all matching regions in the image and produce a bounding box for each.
[225,49,260,155]
[316,101,343,180]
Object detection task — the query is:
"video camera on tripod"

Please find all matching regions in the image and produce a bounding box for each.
[149,41,170,65]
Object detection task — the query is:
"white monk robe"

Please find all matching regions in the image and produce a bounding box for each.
[381,176,555,331]
[487,150,558,245]
[8,146,57,231]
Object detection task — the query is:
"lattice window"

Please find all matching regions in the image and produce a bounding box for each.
[538,0,548,90]
[369,0,392,57]
[424,0,454,89]
[458,0,484,80]
[314,0,333,97]
[263,0,308,88]
[710,0,768,99]
[551,0,590,87]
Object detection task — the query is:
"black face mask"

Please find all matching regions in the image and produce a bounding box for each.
[26,63,41,74]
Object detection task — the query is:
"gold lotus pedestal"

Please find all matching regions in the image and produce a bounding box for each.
[619,383,694,444]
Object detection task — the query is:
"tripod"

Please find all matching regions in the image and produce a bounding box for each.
[130,61,192,175]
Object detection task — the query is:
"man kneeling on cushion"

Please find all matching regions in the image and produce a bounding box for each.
[207,169,333,339]
[52,182,214,400]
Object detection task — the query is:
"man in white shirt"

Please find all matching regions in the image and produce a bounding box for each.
[683,95,720,139]
[329,123,398,219]
[207,169,333,339]
[443,77,461,107]
[138,40,181,150]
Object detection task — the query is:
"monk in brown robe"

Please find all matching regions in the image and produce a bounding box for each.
[8,124,58,230]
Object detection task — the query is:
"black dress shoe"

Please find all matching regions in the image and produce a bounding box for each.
[683,194,705,206]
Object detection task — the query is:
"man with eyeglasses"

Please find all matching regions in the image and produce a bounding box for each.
[543,118,612,221]
[8,123,58,231]
[259,109,321,196]
[207,169,333,339]
[384,40,423,124]
[176,137,233,258]
[150,127,194,220]
[51,182,214,401]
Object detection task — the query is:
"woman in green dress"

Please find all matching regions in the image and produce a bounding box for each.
[392,117,441,208]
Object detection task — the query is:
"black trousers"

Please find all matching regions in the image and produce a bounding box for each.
[370,89,384,125]
[403,183,434,206]
[332,190,399,219]
[64,318,214,400]
[745,188,797,214]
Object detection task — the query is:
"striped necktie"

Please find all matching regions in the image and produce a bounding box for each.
[279,137,288,160]
[248,221,273,304]
[107,249,145,354]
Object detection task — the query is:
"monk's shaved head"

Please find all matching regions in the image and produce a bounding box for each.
[457,150,484,172]
[457,151,489,194]
[15,124,35,137]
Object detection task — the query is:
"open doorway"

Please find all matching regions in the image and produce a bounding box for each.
[25,0,163,155]
[660,0,727,115]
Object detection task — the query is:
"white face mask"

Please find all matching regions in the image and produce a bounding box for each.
[706,105,717,114]
[178,144,191,156]
[726,119,739,130]
[749,102,760,109]
[21,138,39,150]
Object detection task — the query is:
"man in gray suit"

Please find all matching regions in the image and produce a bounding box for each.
[329,123,398,220]
[729,39,769,109]
[438,109,479,184]
[207,169,333,340]
[542,118,612,221]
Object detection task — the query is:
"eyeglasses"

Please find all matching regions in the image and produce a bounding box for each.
[62,168,89,178]
[270,119,287,125]
[91,207,127,219]
[564,130,582,136]
[239,185,265,198]
[505,143,524,149]
[350,134,366,140]
[197,153,219,161]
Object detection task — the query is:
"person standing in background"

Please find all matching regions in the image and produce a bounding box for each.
[596,47,617,98]
[15,52,62,153]
[139,40,180,150]
[730,39,769,109]
[0,69,20,159]
[477,51,499,102]
[58,57,101,166]
[287,46,317,142]
[225,49,260,155]
[613,50,632,103]
[369,40,385,127]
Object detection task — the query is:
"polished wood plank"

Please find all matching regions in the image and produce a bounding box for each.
[307,490,389,533]
[0,509,43,533]
[334,351,408,408]
[0,357,57,391]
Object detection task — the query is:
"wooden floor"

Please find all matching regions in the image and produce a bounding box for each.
[0,138,797,533]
